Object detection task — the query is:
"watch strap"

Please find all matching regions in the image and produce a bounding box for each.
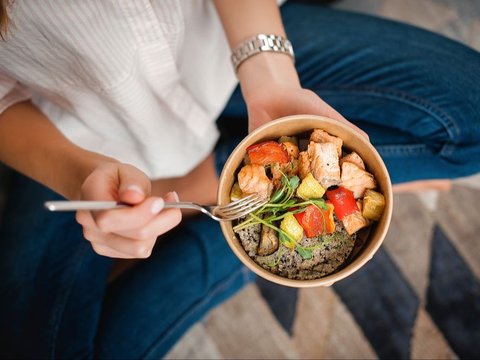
[230,34,295,73]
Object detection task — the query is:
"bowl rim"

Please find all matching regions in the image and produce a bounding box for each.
[217,114,393,288]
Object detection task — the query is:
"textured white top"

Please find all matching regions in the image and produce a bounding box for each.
[0,0,238,178]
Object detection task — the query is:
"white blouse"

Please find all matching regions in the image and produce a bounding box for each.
[0,0,238,178]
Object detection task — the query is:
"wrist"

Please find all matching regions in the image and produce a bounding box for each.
[237,52,301,103]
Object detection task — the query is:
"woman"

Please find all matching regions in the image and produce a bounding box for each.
[1,0,479,358]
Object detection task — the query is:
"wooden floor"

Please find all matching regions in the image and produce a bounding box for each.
[166,1,480,359]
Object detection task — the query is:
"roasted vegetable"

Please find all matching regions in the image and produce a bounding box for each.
[278,135,298,146]
[294,203,335,237]
[246,141,289,166]
[258,225,279,256]
[326,186,359,221]
[280,213,304,242]
[323,202,336,234]
[362,189,386,221]
[296,173,326,200]
[230,182,243,202]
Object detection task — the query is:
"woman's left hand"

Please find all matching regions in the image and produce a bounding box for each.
[246,84,368,138]
[237,53,368,139]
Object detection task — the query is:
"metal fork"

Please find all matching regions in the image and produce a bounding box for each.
[44,194,267,222]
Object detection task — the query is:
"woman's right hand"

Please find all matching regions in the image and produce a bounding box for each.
[75,162,182,258]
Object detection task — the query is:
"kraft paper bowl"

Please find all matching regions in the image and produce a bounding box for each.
[217,115,393,287]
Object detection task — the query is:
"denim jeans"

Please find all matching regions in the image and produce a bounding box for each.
[1,2,480,359]
[218,3,480,184]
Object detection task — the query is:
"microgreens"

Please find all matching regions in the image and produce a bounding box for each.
[233,170,328,260]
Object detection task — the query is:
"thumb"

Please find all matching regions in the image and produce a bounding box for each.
[248,106,272,133]
[117,164,152,205]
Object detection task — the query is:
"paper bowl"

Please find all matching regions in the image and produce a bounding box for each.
[217,115,393,287]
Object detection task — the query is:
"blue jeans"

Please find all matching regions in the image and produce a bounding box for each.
[1,2,480,359]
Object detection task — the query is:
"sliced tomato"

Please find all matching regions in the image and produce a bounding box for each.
[294,204,335,237]
[247,141,289,166]
[326,186,359,221]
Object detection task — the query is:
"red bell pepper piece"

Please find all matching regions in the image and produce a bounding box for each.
[294,204,335,237]
[326,186,359,221]
[323,202,336,234]
[247,141,289,166]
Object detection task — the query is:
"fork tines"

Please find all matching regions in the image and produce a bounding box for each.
[216,194,266,220]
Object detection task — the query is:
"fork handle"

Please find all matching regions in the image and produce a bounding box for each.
[44,200,201,212]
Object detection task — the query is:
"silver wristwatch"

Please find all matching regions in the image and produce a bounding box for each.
[230,34,295,73]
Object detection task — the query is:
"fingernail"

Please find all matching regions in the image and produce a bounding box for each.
[127,185,144,195]
[169,191,179,202]
[151,198,164,214]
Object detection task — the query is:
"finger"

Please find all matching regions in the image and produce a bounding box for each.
[91,242,139,259]
[76,192,180,257]
[77,212,149,258]
[81,162,121,201]
[82,163,151,204]
[116,165,152,205]
[299,91,370,140]
[116,191,182,240]
[117,207,182,241]
[84,228,154,259]
[93,196,165,233]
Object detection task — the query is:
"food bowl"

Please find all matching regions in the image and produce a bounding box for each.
[217,115,393,287]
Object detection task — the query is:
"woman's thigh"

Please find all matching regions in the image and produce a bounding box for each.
[221,2,480,184]
[95,215,252,359]
[0,171,113,359]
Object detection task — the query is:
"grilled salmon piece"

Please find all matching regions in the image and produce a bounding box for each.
[282,141,299,159]
[310,129,343,157]
[308,141,341,189]
[342,200,371,235]
[271,160,299,188]
[238,164,273,200]
[340,161,376,199]
[340,151,365,170]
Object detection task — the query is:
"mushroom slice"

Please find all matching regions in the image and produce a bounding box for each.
[258,225,279,256]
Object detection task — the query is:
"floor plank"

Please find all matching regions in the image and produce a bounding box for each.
[410,308,458,359]
[293,287,377,359]
[165,323,223,360]
[435,185,480,279]
[383,193,435,304]
[202,284,300,359]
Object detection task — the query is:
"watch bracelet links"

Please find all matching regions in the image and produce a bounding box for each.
[230,34,295,73]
